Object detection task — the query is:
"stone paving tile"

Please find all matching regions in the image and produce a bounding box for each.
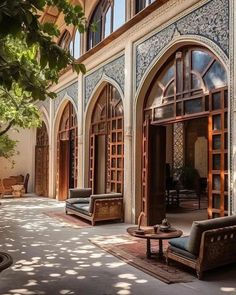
[0,197,235,295]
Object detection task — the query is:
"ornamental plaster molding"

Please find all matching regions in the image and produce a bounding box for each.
[135,0,229,89]
[37,99,50,116]
[124,127,133,138]
[54,81,78,114]
[84,54,125,109]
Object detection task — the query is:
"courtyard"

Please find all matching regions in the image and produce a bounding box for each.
[0,197,235,295]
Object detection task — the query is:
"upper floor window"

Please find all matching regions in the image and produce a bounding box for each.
[69,29,81,59]
[58,30,71,50]
[88,0,126,50]
[135,0,155,14]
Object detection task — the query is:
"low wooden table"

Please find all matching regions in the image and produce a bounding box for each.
[127,226,182,259]
[11,185,24,197]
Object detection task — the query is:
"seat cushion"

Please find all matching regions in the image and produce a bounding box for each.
[69,188,92,199]
[169,236,189,251]
[66,198,90,205]
[168,245,196,260]
[187,215,236,256]
[72,203,91,216]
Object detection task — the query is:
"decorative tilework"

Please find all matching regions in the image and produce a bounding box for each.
[136,0,229,89]
[54,81,78,114]
[84,55,125,108]
[173,122,184,177]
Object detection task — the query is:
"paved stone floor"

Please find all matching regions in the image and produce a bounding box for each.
[0,197,236,295]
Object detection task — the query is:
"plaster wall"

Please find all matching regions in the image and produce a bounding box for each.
[0,128,36,192]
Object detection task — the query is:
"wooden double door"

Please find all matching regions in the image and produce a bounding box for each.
[142,88,228,225]
[89,84,124,194]
[57,102,78,200]
[142,46,228,225]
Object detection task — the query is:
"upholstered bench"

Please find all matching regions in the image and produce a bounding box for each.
[166,215,236,279]
[65,188,123,226]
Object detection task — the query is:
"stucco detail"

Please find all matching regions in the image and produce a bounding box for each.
[54,81,78,114]
[136,0,229,89]
[84,55,125,108]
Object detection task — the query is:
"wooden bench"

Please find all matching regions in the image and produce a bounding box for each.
[166,215,236,279]
[65,188,124,226]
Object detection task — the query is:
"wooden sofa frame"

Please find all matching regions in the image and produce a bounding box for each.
[65,189,123,226]
[166,225,236,279]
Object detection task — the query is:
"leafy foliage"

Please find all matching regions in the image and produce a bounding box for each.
[0,135,17,159]
[0,0,87,158]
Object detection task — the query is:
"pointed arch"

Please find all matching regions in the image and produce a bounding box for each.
[53,97,78,200]
[134,40,230,224]
[84,81,124,194]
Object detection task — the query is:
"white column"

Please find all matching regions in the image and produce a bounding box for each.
[77,74,84,187]
[123,41,134,223]
[48,99,55,198]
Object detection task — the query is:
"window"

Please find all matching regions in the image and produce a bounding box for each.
[145,47,227,122]
[88,0,126,50]
[135,0,155,14]
[69,30,81,59]
[58,30,71,50]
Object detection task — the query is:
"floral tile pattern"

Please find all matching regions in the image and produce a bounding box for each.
[136,0,229,89]
[84,55,125,109]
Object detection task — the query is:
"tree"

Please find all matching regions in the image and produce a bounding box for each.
[0,0,88,157]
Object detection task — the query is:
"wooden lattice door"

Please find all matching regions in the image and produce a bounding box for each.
[142,46,228,221]
[142,118,150,225]
[57,102,78,200]
[35,122,49,196]
[208,87,228,218]
[89,84,124,194]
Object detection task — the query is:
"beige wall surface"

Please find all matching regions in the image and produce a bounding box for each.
[0,128,36,193]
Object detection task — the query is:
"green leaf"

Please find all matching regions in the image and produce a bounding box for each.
[73,63,86,74]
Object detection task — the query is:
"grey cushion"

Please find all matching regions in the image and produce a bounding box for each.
[169,245,196,260]
[66,198,90,205]
[89,193,123,213]
[169,236,189,251]
[72,203,91,216]
[187,215,236,255]
[69,188,92,199]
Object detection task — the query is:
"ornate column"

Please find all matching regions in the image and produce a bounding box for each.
[48,98,55,198]
[77,74,83,187]
[123,41,133,223]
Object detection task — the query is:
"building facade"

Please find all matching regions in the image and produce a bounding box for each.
[2,0,235,225]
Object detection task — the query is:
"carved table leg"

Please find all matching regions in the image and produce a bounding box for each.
[146,238,151,258]
[159,239,164,257]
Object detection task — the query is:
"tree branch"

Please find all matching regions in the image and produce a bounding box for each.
[0,120,14,136]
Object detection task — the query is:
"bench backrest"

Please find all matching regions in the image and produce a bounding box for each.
[187,215,236,255]
[89,193,123,213]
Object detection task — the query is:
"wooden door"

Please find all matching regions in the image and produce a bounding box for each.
[35,122,49,196]
[89,84,124,194]
[142,121,166,225]
[109,117,123,193]
[208,87,228,218]
[58,140,69,200]
[89,133,96,193]
[149,125,166,225]
[142,119,150,225]
[35,146,49,196]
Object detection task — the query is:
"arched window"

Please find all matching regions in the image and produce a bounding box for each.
[135,0,155,14]
[58,30,71,50]
[69,29,81,59]
[145,47,227,122]
[88,0,126,50]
